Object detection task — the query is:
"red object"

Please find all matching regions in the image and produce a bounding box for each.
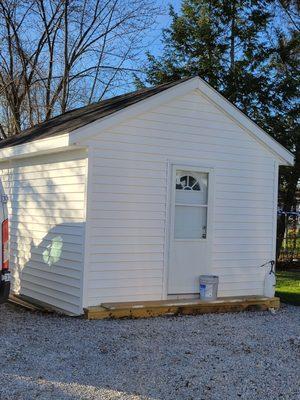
[2,219,9,270]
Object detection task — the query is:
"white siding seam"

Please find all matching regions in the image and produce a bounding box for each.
[78,156,88,313]
[81,148,93,309]
[162,160,171,300]
[272,161,279,268]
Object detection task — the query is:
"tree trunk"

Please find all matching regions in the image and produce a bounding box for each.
[229,0,237,103]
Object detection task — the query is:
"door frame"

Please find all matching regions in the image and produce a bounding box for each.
[162,160,215,299]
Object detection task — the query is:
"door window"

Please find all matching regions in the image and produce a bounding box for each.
[174,170,208,239]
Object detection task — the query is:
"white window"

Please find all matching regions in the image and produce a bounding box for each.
[174,171,208,239]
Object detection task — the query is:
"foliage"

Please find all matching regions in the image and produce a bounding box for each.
[138,1,275,113]
[276,271,300,305]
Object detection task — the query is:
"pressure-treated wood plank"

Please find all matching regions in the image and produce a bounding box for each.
[101,295,265,309]
[84,296,280,320]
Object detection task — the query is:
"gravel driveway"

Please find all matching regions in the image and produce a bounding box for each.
[0,303,299,400]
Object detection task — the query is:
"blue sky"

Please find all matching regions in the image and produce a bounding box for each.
[148,0,182,56]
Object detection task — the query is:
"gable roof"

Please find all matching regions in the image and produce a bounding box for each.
[0,78,190,149]
[0,76,294,166]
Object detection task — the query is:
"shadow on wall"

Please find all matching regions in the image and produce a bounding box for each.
[4,153,86,313]
[13,221,85,314]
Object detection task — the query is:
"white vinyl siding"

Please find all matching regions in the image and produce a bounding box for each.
[0,149,87,314]
[83,89,276,307]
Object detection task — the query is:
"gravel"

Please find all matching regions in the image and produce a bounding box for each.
[0,302,299,400]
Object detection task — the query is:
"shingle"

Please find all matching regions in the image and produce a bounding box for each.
[0,78,191,149]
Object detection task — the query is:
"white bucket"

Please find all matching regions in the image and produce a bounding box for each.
[199,275,219,301]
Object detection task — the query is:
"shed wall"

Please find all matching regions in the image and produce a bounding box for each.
[83,89,277,307]
[0,149,87,314]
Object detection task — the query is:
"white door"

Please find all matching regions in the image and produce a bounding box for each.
[168,166,212,295]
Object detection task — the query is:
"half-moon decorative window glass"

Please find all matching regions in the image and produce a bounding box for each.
[174,171,208,239]
[176,175,201,191]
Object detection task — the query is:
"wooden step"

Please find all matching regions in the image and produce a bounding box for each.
[84,296,280,320]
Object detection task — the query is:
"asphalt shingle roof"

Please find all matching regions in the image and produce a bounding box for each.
[0,78,190,149]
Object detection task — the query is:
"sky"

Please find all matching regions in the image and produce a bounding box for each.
[147,0,182,57]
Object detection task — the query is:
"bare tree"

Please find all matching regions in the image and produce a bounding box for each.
[0,0,161,136]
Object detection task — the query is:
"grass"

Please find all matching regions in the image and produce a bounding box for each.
[276,271,300,305]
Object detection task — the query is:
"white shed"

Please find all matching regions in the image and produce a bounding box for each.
[0,77,293,315]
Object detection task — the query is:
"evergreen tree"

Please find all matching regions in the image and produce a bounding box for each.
[139,0,273,115]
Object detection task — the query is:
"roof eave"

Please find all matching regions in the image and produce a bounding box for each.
[0,133,74,161]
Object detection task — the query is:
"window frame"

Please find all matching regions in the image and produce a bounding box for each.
[174,170,209,240]
[169,164,214,243]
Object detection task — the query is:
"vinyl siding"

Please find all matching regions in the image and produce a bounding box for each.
[83,89,277,307]
[0,149,87,314]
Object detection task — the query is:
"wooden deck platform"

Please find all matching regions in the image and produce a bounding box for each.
[84,296,280,320]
